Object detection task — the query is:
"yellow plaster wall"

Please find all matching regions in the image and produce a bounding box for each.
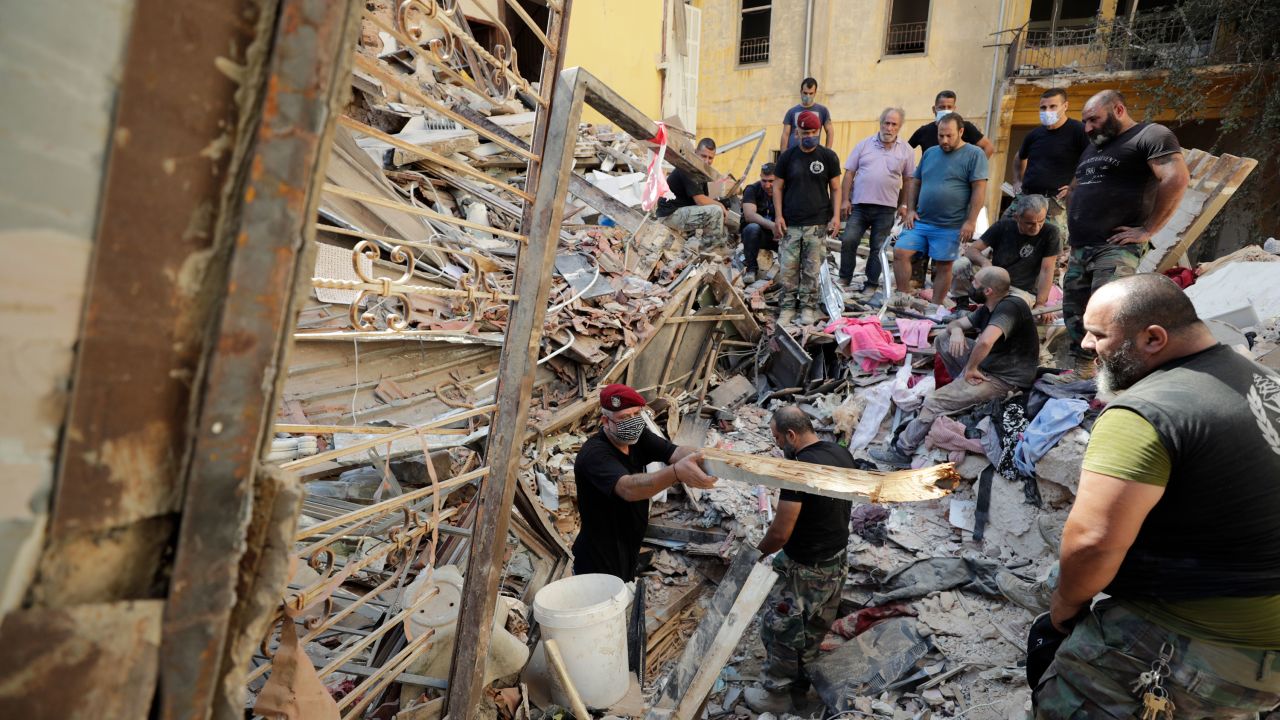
[563,0,665,125]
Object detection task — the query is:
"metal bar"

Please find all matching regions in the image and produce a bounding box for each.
[322,183,527,241]
[315,223,511,263]
[296,469,484,540]
[310,276,518,302]
[503,0,555,51]
[362,12,493,102]
[158,3,363,718]
[445,0,575,712]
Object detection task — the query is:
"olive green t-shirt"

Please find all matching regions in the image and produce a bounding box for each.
[1083,408,1280,648]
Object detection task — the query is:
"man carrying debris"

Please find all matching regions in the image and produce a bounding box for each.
[571,383,717,581]
[772,110,842,326]
[780,77,834,151]
[1006,88,1087,243]
[657,137,729,252]
[893,113,989,308]
[838,106,915,296]
[1033,274,1280,717]
[741,162,779,284]
[907,90,995,158]
[1062,90,1189,377]
[746,405,856,714]
[958,194,1061,309]
[871,267,1039,468]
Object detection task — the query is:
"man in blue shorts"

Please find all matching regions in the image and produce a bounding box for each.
[893,112,988,307]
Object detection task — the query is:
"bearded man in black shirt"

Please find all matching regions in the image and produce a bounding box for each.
[744,406,855,714]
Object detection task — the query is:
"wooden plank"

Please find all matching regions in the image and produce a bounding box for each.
[544,639,591,719]
[1138,152,1258,273]
[568,172,648,232]
[707,270,761,342]
[445,5,574,715]
[700,447,954,503]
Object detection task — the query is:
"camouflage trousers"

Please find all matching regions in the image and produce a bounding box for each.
[1034,600,1280,719]
[663,204,729,252]
[1003,193,1070,245]
[1062,244,1141,359]
[778,225,828,312]
[760,550,847,692]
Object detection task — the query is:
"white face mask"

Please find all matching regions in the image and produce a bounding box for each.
[935,109,951,123]
[1039,110,1061,127]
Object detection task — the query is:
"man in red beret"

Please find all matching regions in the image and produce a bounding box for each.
[772,109,842,327]
[571,384,717,581]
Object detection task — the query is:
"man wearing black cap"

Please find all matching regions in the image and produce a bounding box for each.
[571,383,717,581]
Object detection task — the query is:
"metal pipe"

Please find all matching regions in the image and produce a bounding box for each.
[803,0,815,78]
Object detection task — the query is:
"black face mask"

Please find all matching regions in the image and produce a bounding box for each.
[969,286,987,304]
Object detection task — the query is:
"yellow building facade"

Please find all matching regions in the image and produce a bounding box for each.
[562,1,667,124]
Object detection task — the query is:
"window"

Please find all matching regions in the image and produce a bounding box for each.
[884,0,930,56]
[738,0,770,65]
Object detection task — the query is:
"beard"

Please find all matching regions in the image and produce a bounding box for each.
[879,131,897,143]
[1096,339,1148,394]
[1088,113,1124,147]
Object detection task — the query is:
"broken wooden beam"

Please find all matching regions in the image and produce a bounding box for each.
[699,447,954,503]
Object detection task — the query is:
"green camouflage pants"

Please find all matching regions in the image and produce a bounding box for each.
[779,225,827,312]
[1034,600,1280,719]
[663,204,729,251]
[760,550,847,691]
[1062,244,1141,359]
[1003,193,1070,245]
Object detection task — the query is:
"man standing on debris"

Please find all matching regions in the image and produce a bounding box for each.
[958,194,1061,309]
[772,110,842,326]
[741,162,779,284]
[1033,274,1280,717]
[657,137,730,252]
[871,267,1039,468]
[838,106,916,296]
[571,384,717,582]
[893,112,989,308]
[780,77,834,151]
[1062,90,1189,377]
[745,405,855,714]
[907,90,995,158]
[1007,88,1087,243]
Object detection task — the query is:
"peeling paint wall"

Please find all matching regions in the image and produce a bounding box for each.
[0,0,135,614]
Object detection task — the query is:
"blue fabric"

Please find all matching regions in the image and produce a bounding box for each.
[897,221,962,261]
[1013,397,1090,476]
[912,143,988,227]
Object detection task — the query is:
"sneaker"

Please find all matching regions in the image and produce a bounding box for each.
[799,307,819,326]
[866,290,885,309]
[1038,515,1062,553]
[996,571,1053,613]
[778,308,797,326]
[743,686,793,714]
[890,291,912,309]
[869,445,912,469]
[743,269,758,284]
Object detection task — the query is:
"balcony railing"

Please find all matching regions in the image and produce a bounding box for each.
[1007,12,1220,77]
[739,35,770,64]
[885,20,928,56]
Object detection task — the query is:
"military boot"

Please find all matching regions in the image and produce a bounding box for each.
[996,571,1052,613]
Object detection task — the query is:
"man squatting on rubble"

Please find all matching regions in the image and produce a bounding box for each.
[953,193,1061,310]
[838,106,915,297]
[744,406,857,714]
[1028,274,1280,717]
[656,137,730,253]
[740,162,778,285]
[871,266,1040,467]
[1062,90,1189,377]
[571,384,717,582]
[894,112,988,308]
[772,109,841,327]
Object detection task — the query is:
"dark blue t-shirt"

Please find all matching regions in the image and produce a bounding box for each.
[782,103,831,149]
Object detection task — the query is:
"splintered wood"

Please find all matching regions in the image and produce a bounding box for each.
[1138,149,1258,273]
[699,447,955,503]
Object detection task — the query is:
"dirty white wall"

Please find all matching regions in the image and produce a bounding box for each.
[0,0,135,614]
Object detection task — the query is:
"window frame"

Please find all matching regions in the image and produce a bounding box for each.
[881,0,934,59]
[736,0,772,68]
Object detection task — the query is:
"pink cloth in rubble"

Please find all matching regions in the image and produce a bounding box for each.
[925,415,987,464]
[825,317,907,372]
[896,318,934,350]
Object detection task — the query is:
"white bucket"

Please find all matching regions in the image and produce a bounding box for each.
[532,574,631,708]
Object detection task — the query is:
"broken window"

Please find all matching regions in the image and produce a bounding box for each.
[738,0,770,65]
[1026,0,1100,47]
[884,0,930,56]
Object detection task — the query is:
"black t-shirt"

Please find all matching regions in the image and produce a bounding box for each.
[1067,122,1182,247]
[966,296,1040,388]
[1018,119,1089,195]
[657,167,707,218]
[775,145,841,226]
[976,219,1062,294]
[908,120,985,153]
[779,440,854,565]
[742,180,775,221]
[571,428,677,581]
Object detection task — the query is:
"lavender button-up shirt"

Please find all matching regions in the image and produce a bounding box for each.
[844,134,917,208]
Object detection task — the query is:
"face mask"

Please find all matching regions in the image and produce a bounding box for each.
[935,109,951,123]
[1039,110,1060,127]
[800,135,819,150]
[607,413,646,445]
[800,94,815,106]
[969,287,987,304]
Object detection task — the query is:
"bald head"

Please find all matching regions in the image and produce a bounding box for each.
[1084,89,1126,115]
[770,405,818,457]
[1082,89,1133,146]
[1090,274,1201,336]
[974,265,1012,299]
